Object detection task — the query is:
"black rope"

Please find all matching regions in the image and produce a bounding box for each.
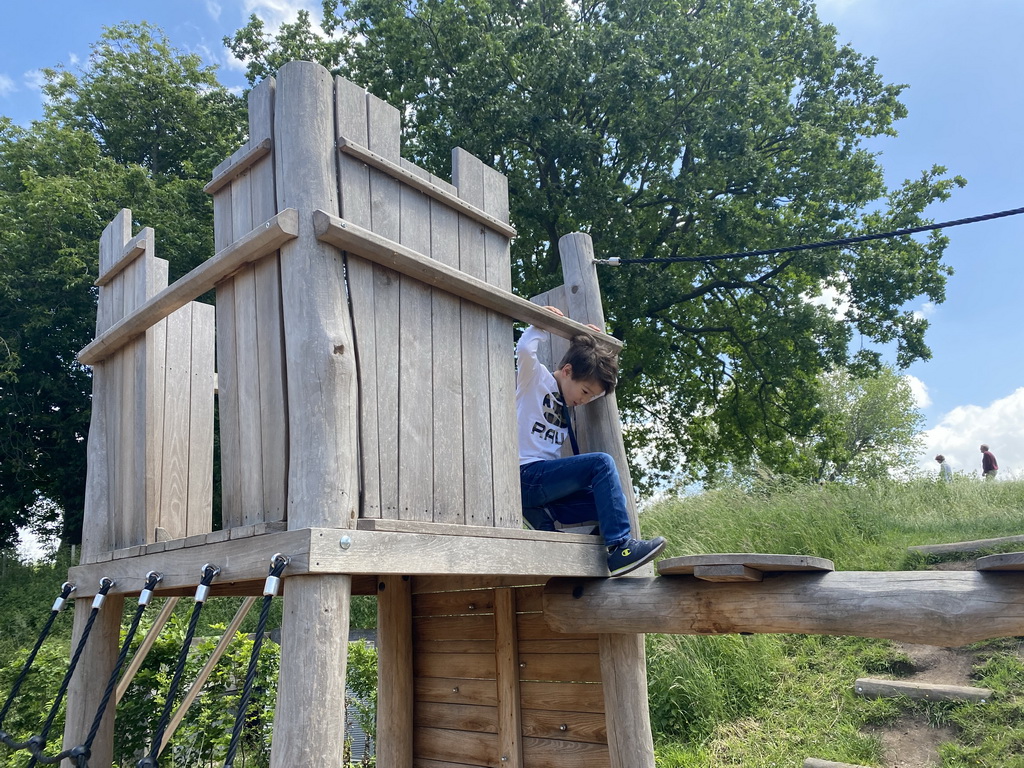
[136,564,220,768]
[594,205,1024,266]
[0,582,76,752]
[21,577,115,767]
[222,554,289,768]
[34,572,166,767]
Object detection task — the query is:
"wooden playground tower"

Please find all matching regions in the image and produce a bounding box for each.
[64,60,653,767]
[60,59,1024,768]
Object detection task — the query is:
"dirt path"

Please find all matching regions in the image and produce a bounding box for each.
[862,559,977,767]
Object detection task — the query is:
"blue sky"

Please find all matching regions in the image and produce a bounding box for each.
[3,0,1022,480]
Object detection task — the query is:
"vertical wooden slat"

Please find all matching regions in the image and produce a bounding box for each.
[481,165,518,528]
[213,185,241,527]
[160,305,192,539]
[250,77,288,524]
[495,588,524,767]
[269,60,356,768]
[428,173,465,524]
[335,77,378,520]
[452,149,493,526]
[187,303,216,535]
[398,159,434,522]
[378,575,414,768]
[367,93,402,519]
[143,231,167,545]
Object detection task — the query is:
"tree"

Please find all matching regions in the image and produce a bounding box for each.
[759,366,925,483]
[0,24,246,548]
[228,0,962,490]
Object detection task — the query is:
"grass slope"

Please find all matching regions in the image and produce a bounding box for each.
[640,478,1024,767]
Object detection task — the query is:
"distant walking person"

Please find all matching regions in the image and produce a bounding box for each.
[935,455,952,481]
[980,444,998,480]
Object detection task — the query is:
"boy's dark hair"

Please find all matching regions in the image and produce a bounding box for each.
[558,334,618,394]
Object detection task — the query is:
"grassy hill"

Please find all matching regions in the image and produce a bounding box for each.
[1,478,1022,766]
[640,477,1024,767]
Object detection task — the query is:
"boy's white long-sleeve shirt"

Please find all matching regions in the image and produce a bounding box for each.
[515,326,568,465]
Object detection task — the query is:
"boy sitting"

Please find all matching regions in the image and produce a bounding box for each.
[516,309,666,576]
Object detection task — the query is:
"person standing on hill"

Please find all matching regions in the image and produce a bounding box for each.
[980,444,998,480]
[935,454,952,481]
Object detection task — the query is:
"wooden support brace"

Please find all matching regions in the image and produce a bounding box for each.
[116,596,181,703]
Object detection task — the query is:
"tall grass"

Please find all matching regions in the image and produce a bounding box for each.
[639,478,1024,766]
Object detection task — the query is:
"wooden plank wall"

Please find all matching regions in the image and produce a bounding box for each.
[410,579,610,768]
[212,77,288,529]
[335,77,519,530]
[82,210,214,557]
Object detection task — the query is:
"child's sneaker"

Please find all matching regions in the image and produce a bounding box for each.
[607,536,666,577]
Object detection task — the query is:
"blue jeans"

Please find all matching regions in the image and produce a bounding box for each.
[520,452,632,548]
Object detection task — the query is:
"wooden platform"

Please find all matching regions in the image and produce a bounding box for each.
[657,553,834,582]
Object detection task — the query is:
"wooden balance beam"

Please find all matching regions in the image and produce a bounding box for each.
[543,568,1024,646]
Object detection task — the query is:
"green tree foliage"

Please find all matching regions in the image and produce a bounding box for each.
[0,24,246,547]
[229,0,962,489]
[758,366,925,483]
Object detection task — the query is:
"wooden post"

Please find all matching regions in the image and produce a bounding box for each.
[377,576,414,768]
[494,588,524,767]
[269,60,356,768]
[557,232,655,768]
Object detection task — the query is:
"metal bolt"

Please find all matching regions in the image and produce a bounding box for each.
[452,686,459,693]
[339,536,352,550]
[559,724,568,732]
[519,662,526,668]
[468,603,476,610]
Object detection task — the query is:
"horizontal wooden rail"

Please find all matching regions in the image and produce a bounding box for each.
[543,571,1024,646]
[79,209,299,365]
[313,210,622,351]
[204,137,272,195]
[95,226,152,287]
[337,136,517,239]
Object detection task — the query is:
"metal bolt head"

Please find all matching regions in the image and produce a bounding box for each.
[339,535,352,550]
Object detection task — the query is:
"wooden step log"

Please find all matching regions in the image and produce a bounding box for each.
[804,759,872,768]
[976,551,1024,571]
[658,553,835,583]
[908,535,1024,557]
[853,677,993,704]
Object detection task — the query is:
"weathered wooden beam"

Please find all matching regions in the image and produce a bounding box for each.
[204,136,273,195]
[804,759,872,768]
[312,209,623,351]
[94,226,152,286]
[68,527,610,598]
[543,571,1024,646]
[854,678,993,704]
[79,209,299,365]
[337,136,517,239]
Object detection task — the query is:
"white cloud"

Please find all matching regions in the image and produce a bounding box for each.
[913,301,936,321]
[918,387,1024,478]
[904,374,931,409]
[207,0,223,21]
[23,69,47,91]
[0,74,15,97]
[242,0,321,32]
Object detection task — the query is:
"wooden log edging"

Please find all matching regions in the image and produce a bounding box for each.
[543,571,1024,646]
[804,759,872,768]
[854,678,993,704]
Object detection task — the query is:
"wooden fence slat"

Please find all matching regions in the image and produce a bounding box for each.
[453,149,493,526]
[213,186,241,528]
[187,303,215,535]
[519,682,605,714]
[335,76,380,519]
[518,653,602,684]
[415,614,496,642]
[414,727,499,767]
[521,709,607,744]
[481,164,518,529]
[413,589,496,617]
[160,305,192,539]
[428,172,465,524]
[415,678,498,707]
[367,91,402,520]
[521,736,610,768]
[414,702,498,733]
[398,158,435,522]
[416,652,497,680]
[250,76,288,524]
